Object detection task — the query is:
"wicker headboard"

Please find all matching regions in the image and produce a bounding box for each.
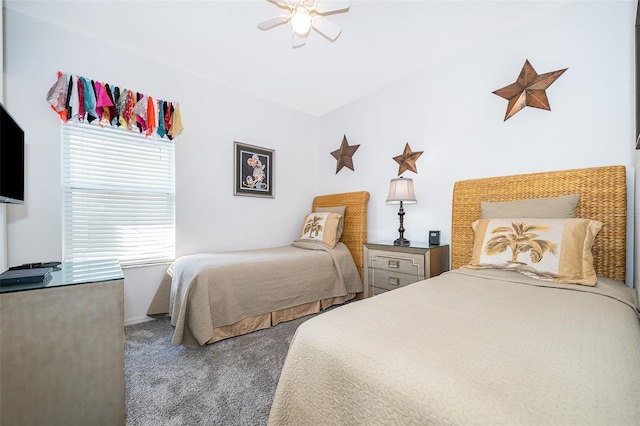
[312,191,370,282]
[451,165,627,283]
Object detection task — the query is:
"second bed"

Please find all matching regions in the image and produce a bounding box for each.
[147,190,370,347]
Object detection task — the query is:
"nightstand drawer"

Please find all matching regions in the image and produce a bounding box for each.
[368,250,424,276]
[370,269,421,291]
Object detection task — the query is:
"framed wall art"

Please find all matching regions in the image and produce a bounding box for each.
[234,141,275,198]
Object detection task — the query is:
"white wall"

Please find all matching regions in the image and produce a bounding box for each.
[319,1,637,286]
[4,9,319,323]
[3,1,638,323]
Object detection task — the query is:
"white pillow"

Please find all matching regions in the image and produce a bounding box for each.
[296,212,343,248]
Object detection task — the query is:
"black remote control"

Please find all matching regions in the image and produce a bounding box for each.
[8,261,61,271]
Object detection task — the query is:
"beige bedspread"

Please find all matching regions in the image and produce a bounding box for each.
[147,242,362,346]
[269,268,640,425]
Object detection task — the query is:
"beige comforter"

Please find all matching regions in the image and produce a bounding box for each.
[269,268,640,425]
[147,242,362,346]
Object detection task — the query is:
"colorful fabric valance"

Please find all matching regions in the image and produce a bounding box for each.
[46,72,183,140]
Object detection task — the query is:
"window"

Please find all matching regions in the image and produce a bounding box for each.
[62,123,175,267]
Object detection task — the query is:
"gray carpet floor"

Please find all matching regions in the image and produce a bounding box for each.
[124,314,313,426]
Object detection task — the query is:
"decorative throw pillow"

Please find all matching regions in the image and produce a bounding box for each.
[481,194,580,219]
[466,217,602,286]
[297,212,343,248]
[314,206,346,240]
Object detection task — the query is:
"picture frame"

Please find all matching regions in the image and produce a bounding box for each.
[234,141,275,198]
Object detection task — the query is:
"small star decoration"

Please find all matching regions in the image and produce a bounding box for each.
[330,135,360,174]
[493,59,567,121]
[393,143,423,176]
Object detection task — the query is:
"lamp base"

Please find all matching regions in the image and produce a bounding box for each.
[393,238,411,247]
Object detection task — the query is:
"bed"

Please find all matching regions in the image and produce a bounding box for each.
[146,191,370,347]
[268,165,640,425]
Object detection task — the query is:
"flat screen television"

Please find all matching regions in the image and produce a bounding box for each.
[0,103,25,204]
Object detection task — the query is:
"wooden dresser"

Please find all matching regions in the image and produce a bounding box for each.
[0,259,125,426]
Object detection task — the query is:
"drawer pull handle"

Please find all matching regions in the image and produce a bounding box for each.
[388,260,399,268]
[388,277,400,286]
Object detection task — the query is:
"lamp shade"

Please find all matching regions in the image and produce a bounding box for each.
[385,177,417,204]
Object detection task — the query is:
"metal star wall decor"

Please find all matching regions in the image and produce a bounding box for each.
[330,135,360,174]
[393,143,423,176]
[493,59,567,121]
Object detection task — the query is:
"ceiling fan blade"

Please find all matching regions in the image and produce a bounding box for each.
[315,0,349,14]
[257,14,292,30]
[292,33,307,48]
[267,0,291,9]
[312,16,342,41]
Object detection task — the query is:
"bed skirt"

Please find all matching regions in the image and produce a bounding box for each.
[204,293,356,344]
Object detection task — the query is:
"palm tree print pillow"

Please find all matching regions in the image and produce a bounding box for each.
[467,218,602,286]
[296,212,343,248]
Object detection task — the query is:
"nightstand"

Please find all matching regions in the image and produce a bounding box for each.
[363,242,450,297]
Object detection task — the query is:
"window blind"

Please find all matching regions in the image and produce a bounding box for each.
[62,123,175,267]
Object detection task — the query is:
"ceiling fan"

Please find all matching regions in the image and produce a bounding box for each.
[257,0,350,48]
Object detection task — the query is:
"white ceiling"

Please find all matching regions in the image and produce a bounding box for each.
[6,0,569,117]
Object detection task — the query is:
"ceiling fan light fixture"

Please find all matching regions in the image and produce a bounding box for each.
[259,0,349,47]
[291,7,312,36]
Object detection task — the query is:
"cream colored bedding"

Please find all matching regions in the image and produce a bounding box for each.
[269,269,640,425]
[147,242,362,346]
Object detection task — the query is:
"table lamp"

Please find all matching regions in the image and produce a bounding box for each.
[386,176,417,246]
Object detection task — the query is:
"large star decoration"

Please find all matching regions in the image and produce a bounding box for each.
[393,143,423,176]
[330,135,360,174]
[493,60,567,121]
